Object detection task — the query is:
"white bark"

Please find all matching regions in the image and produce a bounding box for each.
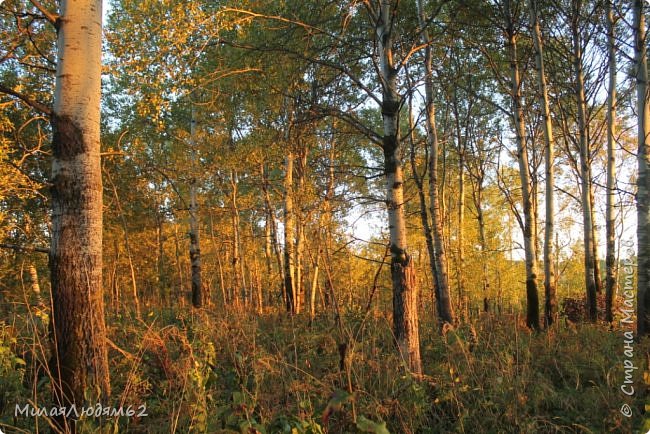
[416,0,455,326]
[189,105,203,307]
[505,0,540,329]
[571,0,598,321]
[529,0,557,326]
[634,0,650,335]
[49,0,110,418]
[378,0,421,374]
[284,151,296,313]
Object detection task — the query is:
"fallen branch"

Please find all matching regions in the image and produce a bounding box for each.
[0,243,49,254]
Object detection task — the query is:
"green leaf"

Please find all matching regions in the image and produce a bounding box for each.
[321,390,352,425]
[326,390,352,410]
[232,391,244,405]
[356,416,390,434]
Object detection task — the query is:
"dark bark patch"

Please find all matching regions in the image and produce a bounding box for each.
[50,171,78,206]
[383,137,397,173]
[526,277,540,330]
[390,244,409,265]
[51,114,86,160]
[381,100,400,116]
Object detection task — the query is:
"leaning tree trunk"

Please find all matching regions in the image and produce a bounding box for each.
[529,0,557,327]
[475,188,490,311]
[571,1,598,322]
[505,3,540,329]
[417,0,455,327]
[105,167,141,317]
[49,0,110,430]
[377,0,421,374]
[309,225,322,323]
[634,0,650,336]
[407,90,440,326]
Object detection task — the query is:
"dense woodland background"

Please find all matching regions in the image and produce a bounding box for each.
[1,0,650,432]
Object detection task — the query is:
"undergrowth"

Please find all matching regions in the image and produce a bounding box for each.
[0,302,648,433]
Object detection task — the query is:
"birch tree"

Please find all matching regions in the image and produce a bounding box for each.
[605,0,617,323]
[416,0,455,326]
[284,143,297,314]
[189,104,203,307]
[528,0,557,326]
[50,0,110,428]
[374,0,421,373]
[504,0,540,329]
[634,0,650,335]
[570,0,598,322]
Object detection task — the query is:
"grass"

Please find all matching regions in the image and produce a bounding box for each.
[0,299,648,433]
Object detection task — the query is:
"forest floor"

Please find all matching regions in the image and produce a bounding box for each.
[1,296,648,433]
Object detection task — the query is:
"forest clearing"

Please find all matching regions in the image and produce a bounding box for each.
[1,0,650,432]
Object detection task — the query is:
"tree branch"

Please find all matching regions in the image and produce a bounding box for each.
[0,84,51,116]
[28,0,60,28]
[0,243,49,254]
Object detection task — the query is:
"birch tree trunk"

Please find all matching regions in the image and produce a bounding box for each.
[589,176,603,295]
[407,90,441,328]
[571,0,598,322]
[230,170,245,309]
[475,189,490,311]
[505,0,540,329]
[284,151,297,314]
[309,227,321,323]
[529,0,557,327]
[174,222,185,307]
[323,136,336,313]
[377,0,421,374]
[416,0,455,327]
[261,164,284,306]
[156,208,167,305]
[48,0,110,428]
[264,201,273,276]
[453,98,466,317]
[189,106,203,307]
[295,222,304,314]
[295,149,308,314]
[105,167,141,318]
[634,0,650,335]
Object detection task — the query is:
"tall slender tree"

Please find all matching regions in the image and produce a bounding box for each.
[504,0,540,329]
[416,0,455,327]
[49,0,110,429]
[571,0,598,322]
[528,0,557,327]
[189,103,203,307]
[375,0,422,373]
[634,0,650,335]
[605,0,617,323]
[284,141,297,313]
